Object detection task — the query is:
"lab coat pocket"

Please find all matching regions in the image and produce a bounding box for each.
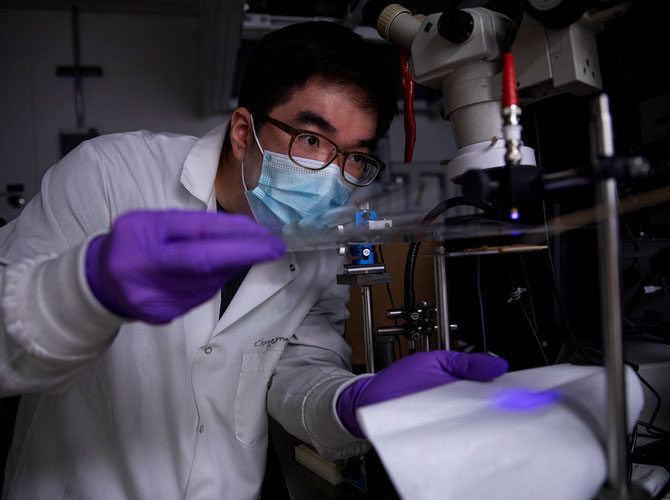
[234,349,284,446]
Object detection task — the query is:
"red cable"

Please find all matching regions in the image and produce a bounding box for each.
[502,52,519,108]
[399,48,416,164]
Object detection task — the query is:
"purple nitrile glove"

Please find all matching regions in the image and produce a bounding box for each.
[85,210,286,324]
[337,351,509,438]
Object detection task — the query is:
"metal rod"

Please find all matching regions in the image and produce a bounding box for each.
[407,340,416,354]
[386,309,405,319]
[434,246,451,350]
[377,326,406,336]
[374,336,396,371]
[421,336,430,352]
[361,285,375,373]
[592,94,628,499]
[596,179,628,498]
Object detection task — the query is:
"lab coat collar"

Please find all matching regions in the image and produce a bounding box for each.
[179,122,299,336]
[180,123,227,208]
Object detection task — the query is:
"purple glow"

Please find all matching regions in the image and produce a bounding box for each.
[510,209,520,220]
[491,389,561,411]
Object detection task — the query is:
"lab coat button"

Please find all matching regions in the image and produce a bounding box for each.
[199,425,205,433]
[289,264,295,272]
[204,346,212,354]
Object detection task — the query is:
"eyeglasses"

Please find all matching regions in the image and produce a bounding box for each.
[253,112,385,187]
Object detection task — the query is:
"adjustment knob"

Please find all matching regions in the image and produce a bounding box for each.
[376,3,411,42]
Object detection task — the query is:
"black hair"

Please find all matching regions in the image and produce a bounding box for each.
[235,21,397,144]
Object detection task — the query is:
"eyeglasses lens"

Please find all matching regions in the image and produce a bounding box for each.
[290,133,380,187]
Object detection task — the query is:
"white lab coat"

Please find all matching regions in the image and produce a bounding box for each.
[0,124,368,500]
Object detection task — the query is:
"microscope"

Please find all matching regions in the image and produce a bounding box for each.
[360,0,645,200]
[333,1,653,499]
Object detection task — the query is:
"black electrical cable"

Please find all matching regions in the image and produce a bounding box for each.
[562,342,666,441]
[629,424,637,483]
[541,201,599,365]
[619,196,640,253]
[637,421,670,438]
[519,301,549,365]
[504,255,549,365]
[421,197,493,226]
[626,321,670,343]
[404,241,421,314]
[530,104,603,365]
[519,255,539,333]
[529,103,590,363]
[637,419,670,435]
[378,244,402,359]
[560,342,665,439]
[476,255,487,353]
[637,372,662,427]
[403,197,493,315]
[624,317,662,338]
[377,245,397,318]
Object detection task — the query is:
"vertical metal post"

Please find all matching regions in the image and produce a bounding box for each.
[421,336,430,352]
[434,246,451,350]
[592,94,628,499]
[596,179,628,497]
[361,285,376,373]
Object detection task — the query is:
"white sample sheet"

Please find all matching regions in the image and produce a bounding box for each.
[357,363,644,500]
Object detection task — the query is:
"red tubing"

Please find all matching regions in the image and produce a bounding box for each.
[502,52,519,108]
[399,48,416,163]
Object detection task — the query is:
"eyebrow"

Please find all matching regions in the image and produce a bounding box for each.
[294,110,376,150]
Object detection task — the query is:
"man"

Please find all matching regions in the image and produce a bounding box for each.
[0,22,506,499]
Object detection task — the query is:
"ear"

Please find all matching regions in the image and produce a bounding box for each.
[229,107,254,162]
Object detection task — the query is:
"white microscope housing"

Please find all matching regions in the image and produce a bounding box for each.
[373,3,608,179]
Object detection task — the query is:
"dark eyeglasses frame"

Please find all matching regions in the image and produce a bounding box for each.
[252,111,386,187]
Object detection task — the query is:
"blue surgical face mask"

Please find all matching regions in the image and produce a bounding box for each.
[243,116,356,231]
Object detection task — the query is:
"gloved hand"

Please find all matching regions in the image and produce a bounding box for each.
[337,351,509,438]
[85,210,286,324]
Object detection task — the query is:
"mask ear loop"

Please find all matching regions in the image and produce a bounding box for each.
[241,113,265,192]
[250,114,265,155]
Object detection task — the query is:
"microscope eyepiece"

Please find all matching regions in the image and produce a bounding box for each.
[438,9,474,44]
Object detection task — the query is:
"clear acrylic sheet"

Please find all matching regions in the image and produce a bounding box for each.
[279,182,670,252]
[280,183,556,252]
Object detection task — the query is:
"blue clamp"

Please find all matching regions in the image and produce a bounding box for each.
[350,210,377,265]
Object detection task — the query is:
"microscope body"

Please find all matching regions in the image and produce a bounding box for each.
[374,3,609,178]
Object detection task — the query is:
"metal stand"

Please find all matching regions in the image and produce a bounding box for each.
[361,286,375,373]
[433,246,451,350]
[596,178,630,499]
[591,94,650,500]
[336,263,391,373]
[337,262,399,499]
[378,300,438,359]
